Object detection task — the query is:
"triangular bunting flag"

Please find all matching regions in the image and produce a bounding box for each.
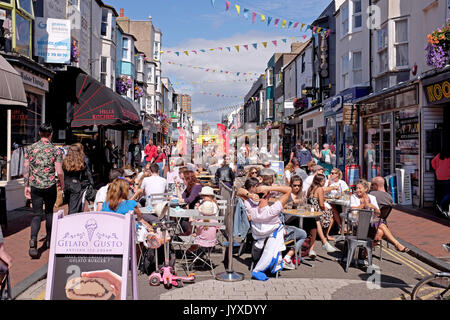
[209,48,214,51]
[225,1,230,11]
[175,52,180,56]
[252,12,257,23]
[226,47,231,51]
[261,14,266,22]
[272,40,277,46]
[243,8,249,19]
[200,49,206,52]
[192,50,197,54]
[317,27,322,33]
[184,51,189,56]
[235,45,239,52]
[274,18,280,27]
[262,41,267,48]
[312,26,317,33]
[267,17,272,26]
[235,4,240,15]
[243,44,248,50]
[282,38,287,43]
[211,0,215,7]
[326,29,331,38]
[302,35,307,40]
[300,23,305,31]
[282,20,286,28]
[218,47,223,50]
[293,22,299,28]
[252,43,257,49]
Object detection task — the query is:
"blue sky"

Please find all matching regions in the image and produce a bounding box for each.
[105,0,332,123]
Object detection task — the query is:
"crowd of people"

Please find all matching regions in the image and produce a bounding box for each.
[0,126,421,282]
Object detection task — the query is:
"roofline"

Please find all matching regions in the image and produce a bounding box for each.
[101,3,119,17]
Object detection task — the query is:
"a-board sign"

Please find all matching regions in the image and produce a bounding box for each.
[45,210,138,300]
[269,161,284,184]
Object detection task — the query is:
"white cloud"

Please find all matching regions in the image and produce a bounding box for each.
[161,30,301,123]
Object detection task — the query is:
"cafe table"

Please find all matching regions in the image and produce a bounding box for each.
[169,208,201,234]
[282,208,323,229]
[324,196,351,243]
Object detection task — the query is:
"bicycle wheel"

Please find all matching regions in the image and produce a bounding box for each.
[411,273,450,300]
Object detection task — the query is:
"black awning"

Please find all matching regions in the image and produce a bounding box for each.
[71,73,142,130]
[0,55,27,108]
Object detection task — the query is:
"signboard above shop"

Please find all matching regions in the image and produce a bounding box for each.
[423,72,450,105]
[35,18,71,64]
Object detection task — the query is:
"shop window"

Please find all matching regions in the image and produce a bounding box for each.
[0,8,13,52]
[15,12,30,57]
[11,92,42,148]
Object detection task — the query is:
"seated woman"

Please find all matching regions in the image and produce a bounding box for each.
[175,170,203,234]
[325,168,350,240]
[306,174,339,258]
[350,179,409,253]
[101,177,152,231]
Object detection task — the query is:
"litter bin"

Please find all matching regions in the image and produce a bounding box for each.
[0,187,6,231]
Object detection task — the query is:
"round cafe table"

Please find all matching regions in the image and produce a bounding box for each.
[282,209,323,229]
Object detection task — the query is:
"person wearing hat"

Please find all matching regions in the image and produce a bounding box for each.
[123,168,138,195]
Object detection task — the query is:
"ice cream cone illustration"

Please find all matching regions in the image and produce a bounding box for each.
[85,219,98,241]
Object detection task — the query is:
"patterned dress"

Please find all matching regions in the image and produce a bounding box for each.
[308,197,334,229]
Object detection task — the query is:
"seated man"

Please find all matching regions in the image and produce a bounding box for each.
[370,176,393,209]
[138,163,168,202]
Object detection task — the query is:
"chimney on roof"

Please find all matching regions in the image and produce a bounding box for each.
[120,8,124,17]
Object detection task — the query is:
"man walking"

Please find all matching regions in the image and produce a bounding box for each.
[23,123,64,258]
[128,136,143,170]
[144,139,157,165]
[290,140,312,172]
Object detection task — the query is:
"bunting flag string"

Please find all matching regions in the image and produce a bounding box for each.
[209,0,332,37]
[166,61,260,76]
[161,36,301,56]
[172,78,257,86]
[191,104,243,115]
[199,91,244,99]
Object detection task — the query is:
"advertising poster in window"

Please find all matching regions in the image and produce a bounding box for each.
[35,18,71,63]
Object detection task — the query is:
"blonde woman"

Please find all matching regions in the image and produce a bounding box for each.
[63,143,94,214]
[311,143,321,164]
[284,162,295,185]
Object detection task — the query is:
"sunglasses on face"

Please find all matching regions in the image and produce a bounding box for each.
[251,171,258,175]
[292,184,301,187]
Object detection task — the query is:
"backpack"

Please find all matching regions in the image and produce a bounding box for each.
[301,236,312,257]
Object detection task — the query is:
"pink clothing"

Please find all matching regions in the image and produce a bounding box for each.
[194,219,219,247]
[251,201,283,225]
[432,154,450,180]
[144,144,157,162]
[243,198,259,217]
[167,167,180,184]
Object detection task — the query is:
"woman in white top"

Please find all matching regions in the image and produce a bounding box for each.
[325,168,349,240]
[311,143,321,164]
[350,179,409,253]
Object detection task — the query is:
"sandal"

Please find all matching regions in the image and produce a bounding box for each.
[395,245,410,253]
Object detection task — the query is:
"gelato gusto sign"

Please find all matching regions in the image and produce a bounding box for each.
[45,211,138,300]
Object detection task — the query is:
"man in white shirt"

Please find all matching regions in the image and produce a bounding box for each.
[94,168,124,211]
[303,165,326,194]
[140,163,168,197]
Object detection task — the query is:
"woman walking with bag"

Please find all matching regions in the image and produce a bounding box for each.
[320,144,333,176]
[63,144,94,214]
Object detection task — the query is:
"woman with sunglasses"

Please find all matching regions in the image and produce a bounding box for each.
[325,168,349,240]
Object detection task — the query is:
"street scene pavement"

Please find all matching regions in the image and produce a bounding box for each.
[8,203,449,300]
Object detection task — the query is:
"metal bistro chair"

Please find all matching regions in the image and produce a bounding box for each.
[342,208,375,272]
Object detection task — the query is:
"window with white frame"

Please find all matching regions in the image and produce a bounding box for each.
[266,68,273,86]
[352,0,362,30]
[153,42,160,61]
[301,53,305,73]
[341,53,350,90]
[395,19,409,67]
[378,24,388,73]
[122,37,129,60]
[100,56,107,85]
[341,2,349,37]
[101,8,108,37]
[147,64,154,84]
[352,51,362,85]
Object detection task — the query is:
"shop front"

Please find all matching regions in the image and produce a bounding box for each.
[0,55,52,211]
[421,68,450,208]
[357,82,420,207]
[299,106,325,149]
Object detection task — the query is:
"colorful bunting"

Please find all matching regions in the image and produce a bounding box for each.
[211,0,215,7]
[262,41,267,48]
[235,4,240,15]
[184,51,189,56]
[243,44,248,50]
[226,47,231,51]
[225,1,230,11]
[260,14,265,22]
[272,40,277,46]
[243,8,249,19]
[282,20,286,28]
[235,45,239,52]
[282,38,287,43]
[274,18,280,27]
[300,23,305,31]
[252,12,257,23]
[267,17,272,26]
[252,43,257,49]
[293,22,299,28]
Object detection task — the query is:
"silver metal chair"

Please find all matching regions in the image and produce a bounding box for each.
[342,208,375,272]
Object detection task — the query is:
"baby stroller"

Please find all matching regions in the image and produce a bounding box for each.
[0,261,11,300]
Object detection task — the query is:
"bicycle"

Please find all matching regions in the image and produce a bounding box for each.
[411,244,450,300]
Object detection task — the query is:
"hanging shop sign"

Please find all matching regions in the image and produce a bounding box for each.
[323,95,343,117]
[35,18,71,64]
[45,211,138,300]
[423,77,450,105]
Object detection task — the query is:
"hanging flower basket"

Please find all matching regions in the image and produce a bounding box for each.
[134,85,144,100]
[425,19,450,69]
[71,40,79,63]
[116,75,133,95]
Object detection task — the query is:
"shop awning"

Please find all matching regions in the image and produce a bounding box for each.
[71,73,142,130]
[0,55,27,108]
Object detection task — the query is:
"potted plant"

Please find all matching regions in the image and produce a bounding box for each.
[425,19,450,69]
[116,76,133,95]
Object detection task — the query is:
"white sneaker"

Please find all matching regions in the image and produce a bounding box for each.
[308,249,317,259]
[322,242,338,253]
[283,258,295,270]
